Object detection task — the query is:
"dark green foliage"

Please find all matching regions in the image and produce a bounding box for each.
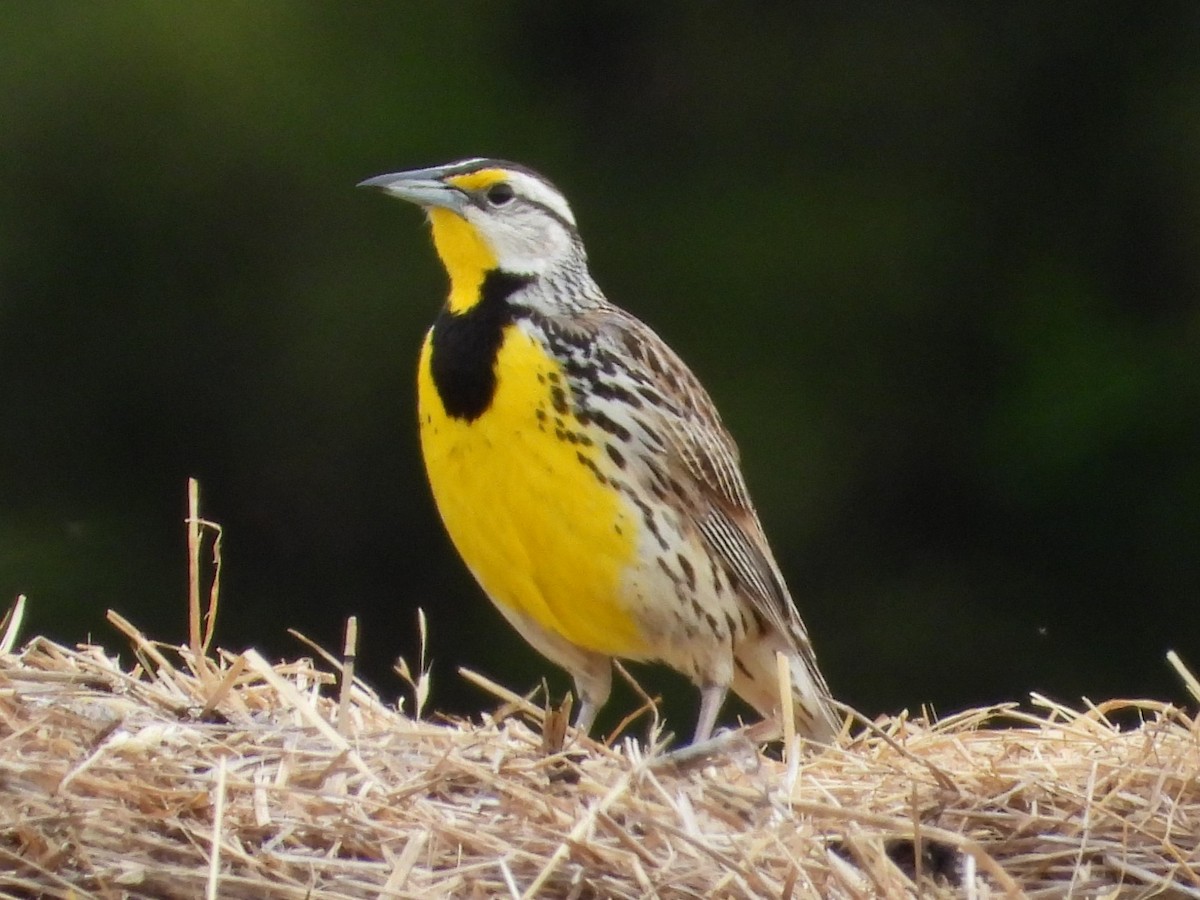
[1,4,1197,731]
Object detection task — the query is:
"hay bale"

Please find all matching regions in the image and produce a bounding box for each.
[1,617,1197,899]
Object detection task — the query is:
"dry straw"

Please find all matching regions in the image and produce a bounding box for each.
[0,482,1197,898]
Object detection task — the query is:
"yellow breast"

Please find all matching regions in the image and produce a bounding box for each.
[417,324,649,657]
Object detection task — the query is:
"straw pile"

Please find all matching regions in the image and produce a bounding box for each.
[1,486,1197,898]
[1,605,1197,899]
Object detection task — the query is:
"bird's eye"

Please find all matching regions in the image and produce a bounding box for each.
[485,182,515,206]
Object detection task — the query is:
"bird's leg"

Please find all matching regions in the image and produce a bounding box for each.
[571,659,612,736]
[693,683,728,743]
[574,698,598,736]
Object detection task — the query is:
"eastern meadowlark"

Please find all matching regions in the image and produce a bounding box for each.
[360,158,838,744]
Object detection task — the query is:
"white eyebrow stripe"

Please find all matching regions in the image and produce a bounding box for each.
[505,170,577,228]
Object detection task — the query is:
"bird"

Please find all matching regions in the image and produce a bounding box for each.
[359,158,838,745]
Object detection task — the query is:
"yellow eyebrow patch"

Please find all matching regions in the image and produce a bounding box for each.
[446,169,512,191]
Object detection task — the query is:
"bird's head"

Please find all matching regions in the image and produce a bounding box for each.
[360,159,583,292]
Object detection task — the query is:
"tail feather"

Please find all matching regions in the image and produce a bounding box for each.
[732,634,839,742]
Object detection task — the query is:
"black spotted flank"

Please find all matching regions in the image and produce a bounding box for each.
[677,554,696,591]
[590,379,641,408]
[550,385,569,415]
[575,451,608,485]
[583,409,631,442]
[428,270,533,421]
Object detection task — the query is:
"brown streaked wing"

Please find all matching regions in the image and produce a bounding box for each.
[596,308,806,640]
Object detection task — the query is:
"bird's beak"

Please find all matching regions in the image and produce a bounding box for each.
[357,166,469,214]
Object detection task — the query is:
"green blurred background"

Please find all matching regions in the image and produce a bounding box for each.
[2,3,1197,734]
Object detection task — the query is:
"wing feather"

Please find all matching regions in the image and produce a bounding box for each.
[596,309,809,640]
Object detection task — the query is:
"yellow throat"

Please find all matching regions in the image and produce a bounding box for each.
[427,207,495,314]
